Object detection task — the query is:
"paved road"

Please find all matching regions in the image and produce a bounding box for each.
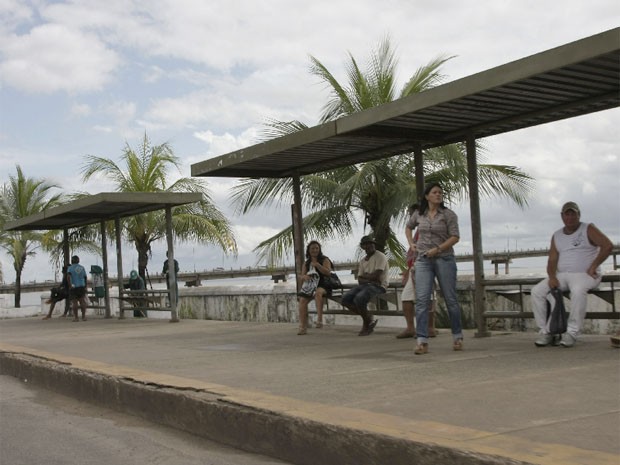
[0,375,290,465]
[1,317,619,465]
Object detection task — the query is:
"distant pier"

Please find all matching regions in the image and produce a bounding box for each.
[2,246,618,295]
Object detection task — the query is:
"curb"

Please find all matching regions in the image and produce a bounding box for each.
[0,350,530,465]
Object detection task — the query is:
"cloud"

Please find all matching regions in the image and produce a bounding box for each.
[0,23,120,94]
[70,103,91,117]
[0,0,619,283]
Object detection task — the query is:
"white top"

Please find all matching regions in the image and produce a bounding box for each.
[359,251,389,289]
[553,222,599,274]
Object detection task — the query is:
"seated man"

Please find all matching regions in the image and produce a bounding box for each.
[128,270,146,317]
[532,202,612,348]
[341,235,389,336]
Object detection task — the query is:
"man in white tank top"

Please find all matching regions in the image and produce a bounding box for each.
[532,202,613,347]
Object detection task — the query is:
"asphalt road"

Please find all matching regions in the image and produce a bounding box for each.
[0,375,290,465]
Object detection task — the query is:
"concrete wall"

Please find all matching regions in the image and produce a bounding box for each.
[29,281,619,335]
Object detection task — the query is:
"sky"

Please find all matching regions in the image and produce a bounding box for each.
[1,0,619,283]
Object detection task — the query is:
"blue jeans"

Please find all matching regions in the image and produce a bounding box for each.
[414,255,463,343]
[342,283,385,321]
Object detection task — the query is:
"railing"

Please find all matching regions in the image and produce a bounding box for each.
[4,245,619,294]
[482,274,619,319]
[317,274,619,321]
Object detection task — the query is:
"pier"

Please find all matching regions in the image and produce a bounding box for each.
[2,246,618,295]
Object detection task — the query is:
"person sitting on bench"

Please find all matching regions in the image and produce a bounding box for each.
[341,235,388,336]
[532,202,613,348]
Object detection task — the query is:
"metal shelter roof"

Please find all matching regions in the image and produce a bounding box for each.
[3,192,203,231]
[191,28,619,179]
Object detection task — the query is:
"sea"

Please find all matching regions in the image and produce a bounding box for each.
[5,256,618,312]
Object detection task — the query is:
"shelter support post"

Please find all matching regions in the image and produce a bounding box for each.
[413,143,424,199]
[292,176,304,293]
[115,217,125,319]
[166,206,179,322]
[63,229,70,316]
[466,134,490,337]
[100,221,111,318]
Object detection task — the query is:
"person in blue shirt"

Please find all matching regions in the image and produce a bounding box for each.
[67,255,88,322]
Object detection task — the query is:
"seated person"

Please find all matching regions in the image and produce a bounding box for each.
[531,202,612,348]
[128,270,146,317]
[296,240,333,335]
[42,266,69,320]
[341,235,388,336]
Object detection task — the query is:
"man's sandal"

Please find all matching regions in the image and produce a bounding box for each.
[453,339,463,351]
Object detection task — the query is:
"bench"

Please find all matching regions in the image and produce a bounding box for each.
[321,282,404,316]
[483,274,619,320]
[115,289,172,318]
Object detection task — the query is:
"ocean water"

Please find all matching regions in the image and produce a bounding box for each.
[7,257,618,311]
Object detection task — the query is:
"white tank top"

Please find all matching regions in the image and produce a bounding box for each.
[553,222,599,273]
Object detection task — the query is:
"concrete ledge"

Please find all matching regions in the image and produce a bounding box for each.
[0,350,530,465]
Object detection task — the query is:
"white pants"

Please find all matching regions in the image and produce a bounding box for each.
[531,272,601,337]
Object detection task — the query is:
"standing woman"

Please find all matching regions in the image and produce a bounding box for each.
[406,183,463,354]
[297,240,333,335]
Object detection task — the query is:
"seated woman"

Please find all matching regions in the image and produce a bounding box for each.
[297,240,333,335]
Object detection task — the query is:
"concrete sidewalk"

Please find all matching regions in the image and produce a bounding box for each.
[0,316,618,465]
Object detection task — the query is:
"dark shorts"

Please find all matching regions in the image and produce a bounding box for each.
[70,286,87,299]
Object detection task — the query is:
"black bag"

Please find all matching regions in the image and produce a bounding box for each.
[546,288,568,335]
[324,272,342,290]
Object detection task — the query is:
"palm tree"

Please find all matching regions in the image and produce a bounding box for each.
[81,133,237,281]
[0,166,64,307]
[231,37,533,265]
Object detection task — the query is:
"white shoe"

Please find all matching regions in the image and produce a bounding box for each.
[559,333,576,348]
[535,334,556,347]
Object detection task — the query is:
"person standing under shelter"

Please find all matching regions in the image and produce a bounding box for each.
[532,201,613,348]
[397,203,437,339]
[163,251,179,304]
[67,255,88,322]
[406,183,463,355]
[341,235,389,336]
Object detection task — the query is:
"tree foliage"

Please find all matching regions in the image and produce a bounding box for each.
[81,134,237,280]
[0,166,64,306]
[232,37,533,266]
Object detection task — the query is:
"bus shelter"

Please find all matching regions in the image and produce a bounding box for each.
[191,28,619,336]
[3,192,202,322]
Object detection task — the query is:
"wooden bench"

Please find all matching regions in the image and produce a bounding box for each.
[322,282,404,316]
[116,289,171,318]
[483,274,619,319]
[86,291,106,315]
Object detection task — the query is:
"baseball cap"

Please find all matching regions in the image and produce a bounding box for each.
[360,235,376,246]
[561,201,580,214]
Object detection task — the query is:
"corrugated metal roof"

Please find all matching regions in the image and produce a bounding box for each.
[3,192,202,231]
[191,28,619,179]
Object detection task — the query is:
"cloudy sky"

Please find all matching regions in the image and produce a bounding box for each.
[1,0,619,283]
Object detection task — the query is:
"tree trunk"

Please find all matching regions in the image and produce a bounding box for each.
[14,269,22,308]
